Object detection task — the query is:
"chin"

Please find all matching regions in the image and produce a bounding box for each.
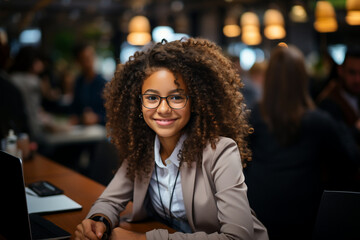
[155,130,180,139]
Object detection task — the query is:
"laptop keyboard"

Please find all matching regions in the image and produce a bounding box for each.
[29,214,71,240]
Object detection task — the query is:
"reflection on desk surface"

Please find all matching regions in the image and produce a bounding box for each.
[43,125,107,145]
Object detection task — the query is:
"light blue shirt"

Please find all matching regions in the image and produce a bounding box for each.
[148,134,187,222]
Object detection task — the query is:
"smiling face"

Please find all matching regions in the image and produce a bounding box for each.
[141,68,191,144]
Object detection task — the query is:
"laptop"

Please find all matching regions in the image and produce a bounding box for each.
[0,150,71,240]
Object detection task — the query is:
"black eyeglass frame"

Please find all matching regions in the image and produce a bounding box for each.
[139,94,190,109]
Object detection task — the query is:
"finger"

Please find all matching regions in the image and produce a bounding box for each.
[75,225,92,240]
[93,221,107,239]
[82,220,100,240]
[74,224,84,240]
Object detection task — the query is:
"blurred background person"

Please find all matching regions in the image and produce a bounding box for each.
[0,32,36,159]
[317,47,360,147]
[316,47,360,190]
[38,54,64,114]
[244,45,359,240]
[0,31,30,140]
[58,68,76,108]
[242,61,267,109]
[70,43,107,126]
[8,46,46,143]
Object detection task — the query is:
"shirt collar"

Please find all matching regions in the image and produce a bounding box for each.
[154,134,187,168]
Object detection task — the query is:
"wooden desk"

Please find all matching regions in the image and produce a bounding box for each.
[23,155,175,239]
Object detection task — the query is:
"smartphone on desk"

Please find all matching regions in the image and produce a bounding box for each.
[28,181,64,197]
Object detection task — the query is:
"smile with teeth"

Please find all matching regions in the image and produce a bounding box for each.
[155,119,176,126]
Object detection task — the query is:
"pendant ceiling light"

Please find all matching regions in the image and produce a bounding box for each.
[264,9,286,40]
[240,12,262,45]
[223,16,241,38]
[314,1,338,33]
[346,0,360,25]
[127,15,152,45]
[289,4,308,23]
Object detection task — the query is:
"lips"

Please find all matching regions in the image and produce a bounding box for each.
[155,119,176,126]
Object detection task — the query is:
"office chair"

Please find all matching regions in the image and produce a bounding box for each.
[312,190,360,240]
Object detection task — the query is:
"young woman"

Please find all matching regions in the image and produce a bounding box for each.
[74,38,268,240]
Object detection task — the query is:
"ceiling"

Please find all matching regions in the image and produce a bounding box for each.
[1,0,355,59]
[0,0,311,37]
[0,0,302,21]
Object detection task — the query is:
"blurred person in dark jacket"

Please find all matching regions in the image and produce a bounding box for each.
[317,47,360,191]
[317,47,360,148]
[70,43,107,126]
[0,34,29,139]
[0,30,34,158]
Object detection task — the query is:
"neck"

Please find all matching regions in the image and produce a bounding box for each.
[84,70,95,81]
[159,134,181,164]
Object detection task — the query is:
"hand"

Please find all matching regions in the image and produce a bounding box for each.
[74,219,106,240]
[82,108,99,125]
[69,115,80,125]
[110,227,146,240]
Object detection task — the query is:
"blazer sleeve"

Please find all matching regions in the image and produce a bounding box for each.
[86,160,134,228]
[146,138,268,240]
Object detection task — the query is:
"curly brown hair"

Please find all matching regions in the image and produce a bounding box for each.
[103,38,252,180]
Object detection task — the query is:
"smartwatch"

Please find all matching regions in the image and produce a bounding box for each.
[90,215,111,240]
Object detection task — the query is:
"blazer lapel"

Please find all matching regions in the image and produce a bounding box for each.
[181,161,197,231]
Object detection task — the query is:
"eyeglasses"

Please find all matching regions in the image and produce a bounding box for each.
[139,94,189,109]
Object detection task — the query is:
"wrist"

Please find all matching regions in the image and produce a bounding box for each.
[90,215,111,239]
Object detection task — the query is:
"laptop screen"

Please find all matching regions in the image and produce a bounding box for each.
[0,150,32,240]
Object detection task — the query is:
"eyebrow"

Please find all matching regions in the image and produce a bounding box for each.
[143,89,185,94]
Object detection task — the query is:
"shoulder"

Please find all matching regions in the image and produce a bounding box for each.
[202,137,241,168]
[95,74,107,84]
[203,137,237,152]
[301,109,341,138]
[303,108,332,121]
[217,136,237,147]
[318,97,343,115]
[302,109,336,127]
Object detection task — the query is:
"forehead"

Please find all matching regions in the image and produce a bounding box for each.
[142,68,187,92]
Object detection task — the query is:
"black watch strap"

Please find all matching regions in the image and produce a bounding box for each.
[90,215,111,240]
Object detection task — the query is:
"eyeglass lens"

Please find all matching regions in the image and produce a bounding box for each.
[141,94,187,109]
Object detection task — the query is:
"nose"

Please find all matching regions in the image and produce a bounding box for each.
[157,98,171,113]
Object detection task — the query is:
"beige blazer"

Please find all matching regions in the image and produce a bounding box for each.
[87,137,268,240]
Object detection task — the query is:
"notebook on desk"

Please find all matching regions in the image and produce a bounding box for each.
[26,187,82,215]
[0,150,71,240]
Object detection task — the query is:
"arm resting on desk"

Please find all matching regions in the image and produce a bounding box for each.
[86,160,134,227]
